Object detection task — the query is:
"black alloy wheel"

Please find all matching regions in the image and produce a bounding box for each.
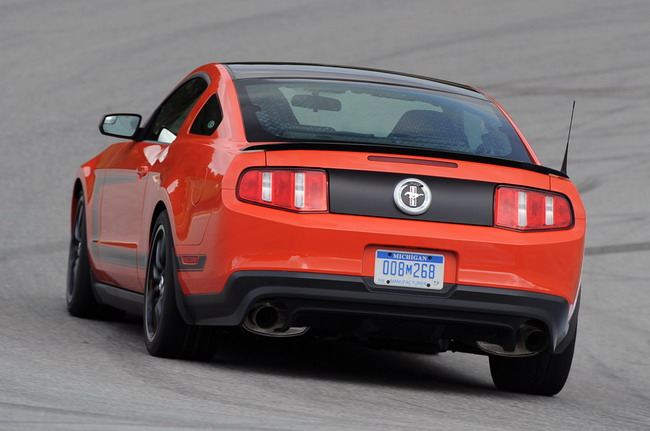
[67,191,123,319]
[143,211,220,359]
[145,222,169,343]
[66,192,100,317]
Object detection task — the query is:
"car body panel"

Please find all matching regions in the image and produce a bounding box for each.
[176,188,584,301]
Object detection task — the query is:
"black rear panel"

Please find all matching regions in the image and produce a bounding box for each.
[328,169,495,226]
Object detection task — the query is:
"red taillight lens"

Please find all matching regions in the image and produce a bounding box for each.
[237,170,262,202]
[237,169,328,212]
[495,186,573,231]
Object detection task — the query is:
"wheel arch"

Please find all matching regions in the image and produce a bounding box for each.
[149,201,169,245]
[146,201,195,325]
[71,179,84,228]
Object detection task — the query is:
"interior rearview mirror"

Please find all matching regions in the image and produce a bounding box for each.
[291,94,341,112]
[99,113,142,139]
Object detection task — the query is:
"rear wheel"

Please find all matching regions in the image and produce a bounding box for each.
[143,211,220,359]
[489,319,577,396]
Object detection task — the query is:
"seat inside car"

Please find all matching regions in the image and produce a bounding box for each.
[389,109,468,151]
[251,88,300,134]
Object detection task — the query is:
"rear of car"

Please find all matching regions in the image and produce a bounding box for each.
[174,64,585,394]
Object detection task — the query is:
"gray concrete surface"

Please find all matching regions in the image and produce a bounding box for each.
[1,0,649,429]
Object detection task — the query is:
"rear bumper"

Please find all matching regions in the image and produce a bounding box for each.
[179,270,574,353]
[176,190,585,303]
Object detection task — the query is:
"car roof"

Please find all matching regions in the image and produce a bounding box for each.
[223,62,487,100]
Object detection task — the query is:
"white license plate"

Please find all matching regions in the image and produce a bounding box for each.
[373,250,444,290]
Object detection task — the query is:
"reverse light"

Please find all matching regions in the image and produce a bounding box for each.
[494,186,573,231]
[237,168,328,212]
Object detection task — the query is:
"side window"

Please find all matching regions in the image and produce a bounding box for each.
[189,94,222,136]
[145,77,208,143]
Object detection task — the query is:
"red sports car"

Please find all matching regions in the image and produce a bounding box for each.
[68,63,585,395]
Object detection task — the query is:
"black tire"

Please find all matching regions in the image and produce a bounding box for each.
[67,191,124,319]
[66,192,103,317]
[489,320,577,396]
[143,211,220,359]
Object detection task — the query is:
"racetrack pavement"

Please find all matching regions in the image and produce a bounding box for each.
[1,1,649,429]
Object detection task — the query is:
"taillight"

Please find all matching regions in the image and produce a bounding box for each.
[494,186,573,231]
[237,168,328,212]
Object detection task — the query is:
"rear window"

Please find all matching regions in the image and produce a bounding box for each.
[235,79,531,163]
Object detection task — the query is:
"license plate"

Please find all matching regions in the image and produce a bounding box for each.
[373,250,444,290]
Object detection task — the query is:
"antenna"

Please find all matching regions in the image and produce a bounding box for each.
[561,101,576,175]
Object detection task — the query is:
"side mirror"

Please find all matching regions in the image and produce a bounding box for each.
[99,113,142,139]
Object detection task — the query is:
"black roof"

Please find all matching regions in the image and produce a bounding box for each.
[224,63,486,100]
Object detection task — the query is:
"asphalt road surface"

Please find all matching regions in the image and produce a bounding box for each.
[2,1,650,430]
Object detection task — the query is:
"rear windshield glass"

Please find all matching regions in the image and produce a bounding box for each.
[235,79,531,163]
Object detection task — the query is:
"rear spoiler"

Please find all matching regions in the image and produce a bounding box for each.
[242,142,569,178]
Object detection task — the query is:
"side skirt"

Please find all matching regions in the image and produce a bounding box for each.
[93,282,143,315]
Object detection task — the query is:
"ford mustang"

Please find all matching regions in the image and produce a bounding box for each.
[67,62,585,395]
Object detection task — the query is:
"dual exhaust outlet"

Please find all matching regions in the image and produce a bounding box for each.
[243,302,308,337]
[478,323,549,357]
[243,303,549,355]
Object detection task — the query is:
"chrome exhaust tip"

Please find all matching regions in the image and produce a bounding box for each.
[250,304,281,330]
[477,323,549,357]
[523,326,549,353]
[243,302,309,337]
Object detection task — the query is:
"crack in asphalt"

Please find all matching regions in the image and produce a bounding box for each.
[0,401,134,421]
[574,177,602,194]
[585,241,650,256]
